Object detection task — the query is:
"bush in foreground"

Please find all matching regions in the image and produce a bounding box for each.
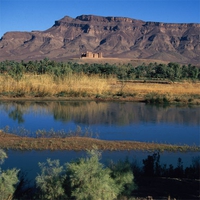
[0,149,19,200]
[35,159,66,200]
[35,148,136,200]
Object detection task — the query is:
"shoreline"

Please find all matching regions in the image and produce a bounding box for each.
[0,96,145,102]
[0,96,199,106]
[0,132,199,152]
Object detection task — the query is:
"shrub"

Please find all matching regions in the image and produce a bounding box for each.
[0,169,20,200]
[109,158,137,197]
[0,149,19,200]
[35,159,66,200]
[65,149,121,200]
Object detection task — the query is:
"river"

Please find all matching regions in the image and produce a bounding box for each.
[0,101,199,144]
[0,101,199,181]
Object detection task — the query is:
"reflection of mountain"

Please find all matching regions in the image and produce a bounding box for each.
[0,101,199,126]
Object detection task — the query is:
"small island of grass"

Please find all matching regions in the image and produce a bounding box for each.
[0,131,199,152]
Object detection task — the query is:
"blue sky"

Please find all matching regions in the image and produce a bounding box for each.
[0,0,200,37]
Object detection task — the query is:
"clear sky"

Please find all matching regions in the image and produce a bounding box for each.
[0,0,200,37]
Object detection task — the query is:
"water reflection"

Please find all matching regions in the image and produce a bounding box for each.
[8,106,24,124]
[0,101,199,145]
[1,101,200,125]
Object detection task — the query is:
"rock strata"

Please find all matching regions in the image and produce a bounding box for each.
[0,14,199,64]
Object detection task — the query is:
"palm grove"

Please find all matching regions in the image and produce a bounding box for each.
[0,59,199,81]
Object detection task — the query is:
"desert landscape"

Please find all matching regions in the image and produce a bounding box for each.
[0,10,200,200]
[0,15,200,65]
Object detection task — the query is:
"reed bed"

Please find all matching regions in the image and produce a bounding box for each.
[0,74,110,97]
[0,74,200,104]
[122,81,200,95]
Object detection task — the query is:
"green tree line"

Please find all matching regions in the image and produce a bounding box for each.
[0,58,200,81]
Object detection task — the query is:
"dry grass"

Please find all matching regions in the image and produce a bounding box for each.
[0,74,110,97]
[111,81,200,103]
[0,131,199,152]
[122,81,200,95]
[0,74,200,103]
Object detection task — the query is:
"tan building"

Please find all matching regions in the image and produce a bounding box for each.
[81,51,103,58]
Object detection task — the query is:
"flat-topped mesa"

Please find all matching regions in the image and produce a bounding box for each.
[0,14,199,64]
[76,14,143,23]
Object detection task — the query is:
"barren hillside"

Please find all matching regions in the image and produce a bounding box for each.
[0,15,199,64]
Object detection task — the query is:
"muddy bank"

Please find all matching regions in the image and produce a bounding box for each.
[0,132,199,152]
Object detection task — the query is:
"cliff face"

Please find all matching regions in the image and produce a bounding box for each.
[0,15,199,64]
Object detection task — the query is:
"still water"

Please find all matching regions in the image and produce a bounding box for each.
[0,101,199,180]
[0,101,199,145]
[2,150,199,183]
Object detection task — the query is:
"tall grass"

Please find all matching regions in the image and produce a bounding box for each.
[0,74,110,97]
[0,74,200,103]
[120,81,200,96]
[113,81,200,103]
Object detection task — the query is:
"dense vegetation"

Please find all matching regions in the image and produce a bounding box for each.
[0,149,199,199]
[0,59,200,104]
[0,58,200,81]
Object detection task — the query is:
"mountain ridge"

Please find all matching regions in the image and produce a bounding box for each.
[0,14,199,64]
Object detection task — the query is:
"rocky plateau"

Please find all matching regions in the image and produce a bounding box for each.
[0,14,200,64]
